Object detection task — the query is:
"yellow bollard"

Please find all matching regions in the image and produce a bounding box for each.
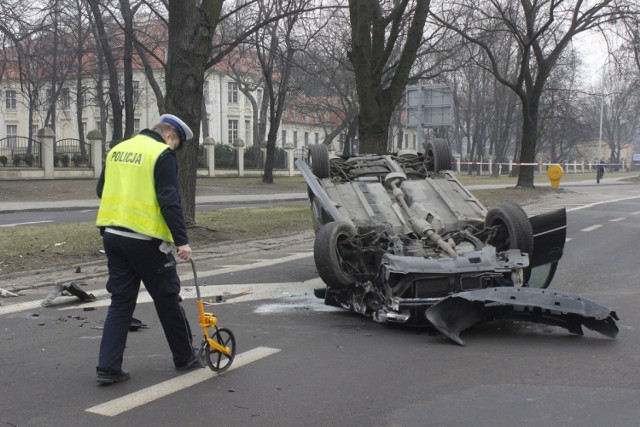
[547,164,563,188]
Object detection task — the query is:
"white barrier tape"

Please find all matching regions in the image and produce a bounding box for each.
[455,161,622,167]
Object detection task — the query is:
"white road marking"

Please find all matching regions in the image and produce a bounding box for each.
[581,224,602,232]
[0,220,54,227]
[565,238,573,243]
[0,252,314,316]
[631,211,640,216]
[85,346,281,417]
[609,217,626,222]
[566,195,640,212]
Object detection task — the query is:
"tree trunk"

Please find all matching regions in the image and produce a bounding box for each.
[357,111,391,154]
[88,0,123,143]
[348,0,429,155]
[166,0,223,225]
[119,0,135,139]
[134,41,165,113]
[516,98,539,188]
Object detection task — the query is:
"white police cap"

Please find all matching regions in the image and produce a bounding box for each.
[159,114,194,142]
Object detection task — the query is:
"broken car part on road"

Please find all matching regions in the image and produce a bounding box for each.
[297,143,619,344]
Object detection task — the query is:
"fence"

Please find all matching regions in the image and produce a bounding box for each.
[453,159,628,176]
[9,133,626,181]
[54,138,93,168]
[0,136,42,168]
[200,141,292,176]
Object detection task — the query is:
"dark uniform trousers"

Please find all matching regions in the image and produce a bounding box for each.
[98,232,194,371]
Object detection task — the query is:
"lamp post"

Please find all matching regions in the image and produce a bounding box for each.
[597,95,604,183]
[598,95,604,161]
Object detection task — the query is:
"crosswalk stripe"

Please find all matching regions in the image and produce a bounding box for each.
[85,346,281,417]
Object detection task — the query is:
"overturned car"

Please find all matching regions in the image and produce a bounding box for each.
[296,143,619,345]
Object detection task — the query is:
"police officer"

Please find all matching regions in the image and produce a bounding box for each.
[95,114,202,384]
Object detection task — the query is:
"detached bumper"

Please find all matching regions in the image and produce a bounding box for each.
[425,287,619,345]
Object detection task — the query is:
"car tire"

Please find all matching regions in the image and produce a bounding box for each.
[425,140,453,172]
[314,221,357,289]
[308,144,330,178]
[485,202,534,256]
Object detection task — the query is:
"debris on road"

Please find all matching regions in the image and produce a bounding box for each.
[1,287,20,297]
[204,289,252,304]
[129,317,148,331]
[41,282,96,307]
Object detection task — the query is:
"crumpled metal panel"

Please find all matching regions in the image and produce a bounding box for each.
[425,287,619,346]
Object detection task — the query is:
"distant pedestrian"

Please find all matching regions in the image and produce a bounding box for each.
[94,114,203,384]
[598,159,606,180]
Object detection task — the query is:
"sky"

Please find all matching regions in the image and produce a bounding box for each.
[573,31,613,87]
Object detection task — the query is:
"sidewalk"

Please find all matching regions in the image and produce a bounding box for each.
[0,192,309,213]
[1,175,636,213]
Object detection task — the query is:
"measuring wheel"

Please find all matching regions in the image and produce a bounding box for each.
[201,327,236,372]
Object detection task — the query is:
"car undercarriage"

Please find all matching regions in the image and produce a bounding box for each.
[297,143,619,345]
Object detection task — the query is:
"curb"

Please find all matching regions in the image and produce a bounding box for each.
[2,230,315,293]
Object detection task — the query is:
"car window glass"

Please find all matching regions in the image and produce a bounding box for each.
[526,262,557,289]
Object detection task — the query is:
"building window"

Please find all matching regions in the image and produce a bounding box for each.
[6,90,17,109]
[281,129,287,146]
[304,132,309,147]
[203,81,209,100]
[293,131,298,148]
[61,88,70,109]
[32,125,38,139]
[315,132,319,144]
[80,88,87,108]
[256,88,263,106]
[245,120,251,146]
[228,119,238,144]
[81,122,87,138]
[45,89,53,109]
[228,82,238,103]
[7,125,17,148]
[134,119,140,134]
[133,81,140,103]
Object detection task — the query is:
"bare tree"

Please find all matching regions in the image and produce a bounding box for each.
[432,0,631,187]
[118,0,138,140]
[348,0,430,154]
[292,6,359,149]
[87,0,124,143]
[254,1,306,184]
[165,0,317,222]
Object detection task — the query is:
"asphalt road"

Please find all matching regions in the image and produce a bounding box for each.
[1,193,640,426]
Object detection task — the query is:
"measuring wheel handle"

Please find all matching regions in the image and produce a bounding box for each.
[203,327,237,372]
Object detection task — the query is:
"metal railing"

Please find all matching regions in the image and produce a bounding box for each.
[0,136,42,168]
[55,138,92,167]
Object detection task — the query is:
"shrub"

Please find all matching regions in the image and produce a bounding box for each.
[72,153,88,167]
[0,155,7,166]
[12,154,34,167]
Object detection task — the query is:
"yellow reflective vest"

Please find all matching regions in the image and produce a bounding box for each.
[96,134,174,242]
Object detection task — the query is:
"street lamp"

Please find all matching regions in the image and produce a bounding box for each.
[598,95,604,162]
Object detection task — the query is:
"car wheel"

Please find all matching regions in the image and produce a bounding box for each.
[424,140,453,172]
[485,203,534,283]
[485,203,534,253]
[485,201,534,275]
[308,144,330,178]
[314,221,357,289]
